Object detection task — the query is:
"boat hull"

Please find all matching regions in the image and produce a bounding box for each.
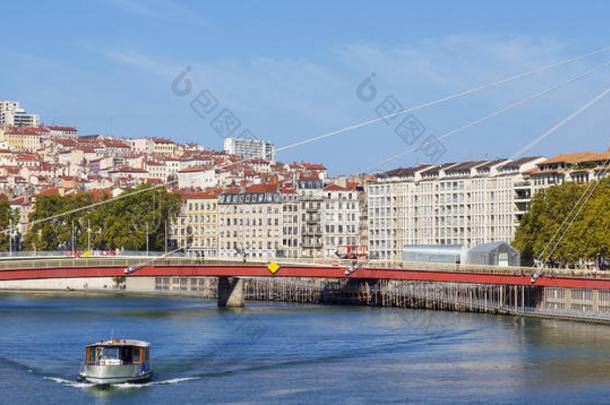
[81,364,153,385]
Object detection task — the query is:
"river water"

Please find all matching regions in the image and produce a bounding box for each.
[0,291,609,404]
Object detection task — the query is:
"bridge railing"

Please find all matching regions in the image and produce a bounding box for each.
[0,254,608,280]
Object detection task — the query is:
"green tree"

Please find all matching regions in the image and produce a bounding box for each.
[0,199,19,251]
[513,177,610,265]
[24,185,182,252]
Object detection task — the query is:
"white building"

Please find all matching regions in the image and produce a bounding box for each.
[0,100,39,127]
[322,184,362,257]
[46,126,78,138]
[367,157,545,260]
[223,137,275,162]
[177,165,217,189]
[126,138,153,155]
[145,160,167,180]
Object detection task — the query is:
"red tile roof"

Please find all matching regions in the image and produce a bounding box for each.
[178,165,212,173]
[5,126,47,135]
[540,152,597,165]
[47,126,77,132]
[324,184,348,191]
[303,163,326,170]
[245,183,277,193]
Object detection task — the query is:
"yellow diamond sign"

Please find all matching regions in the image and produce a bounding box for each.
[267,261,280,274]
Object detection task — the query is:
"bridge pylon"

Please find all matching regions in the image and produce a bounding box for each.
[217,276,245,307]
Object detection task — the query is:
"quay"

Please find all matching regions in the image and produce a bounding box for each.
[1,255,610,323]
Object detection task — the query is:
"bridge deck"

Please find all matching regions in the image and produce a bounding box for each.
[0,257,609,289]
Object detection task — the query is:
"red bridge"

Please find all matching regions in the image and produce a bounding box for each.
[0,256,608,290]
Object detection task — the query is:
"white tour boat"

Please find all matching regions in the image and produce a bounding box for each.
[78,339,152,384]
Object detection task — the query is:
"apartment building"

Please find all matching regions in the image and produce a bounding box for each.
[183,190,220,256]
[322,184,362,257]
[528,150,610,192]
[223,137,276,162]
[152,138,177,156]
[145,160,167,180]
[297,177,324,258]
[46,126,78,138]
[281,189,301,258]
[218,183,295,258]
[0,126,46,151]
[177,165,217,189]
[0,100,39,127]
[367,157,544,260]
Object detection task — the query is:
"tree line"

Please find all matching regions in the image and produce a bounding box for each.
[17,185,183,252]
[513,177,610,267]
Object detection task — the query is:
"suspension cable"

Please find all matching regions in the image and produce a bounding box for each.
[366,60,610,172]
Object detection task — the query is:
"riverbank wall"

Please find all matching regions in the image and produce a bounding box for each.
[2,276,609,324]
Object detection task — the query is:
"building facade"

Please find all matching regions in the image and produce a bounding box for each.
[0,100,40,127]
[321,184,362,257]
[367,157,545,260]
[223,137,276,162]
[0,126,45,151]
[297,178,324,258]
[218,184,288,258]
[182,191,219,256]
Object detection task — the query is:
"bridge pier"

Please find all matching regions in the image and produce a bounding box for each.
[217,276,244,307]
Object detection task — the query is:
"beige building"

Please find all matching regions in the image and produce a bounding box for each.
[152,138,177,156]
[0,126,45,152]
[180,190,220,256]
[528,150,610,192]
[218,183,299,258]
[367,157,545,260]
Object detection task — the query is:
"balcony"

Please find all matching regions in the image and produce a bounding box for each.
[306,216,320,225]
[302,227,322,236]
[302,242,323,249]
[514,181,531,189]
[300,195,322,201]
[306,207,319,213]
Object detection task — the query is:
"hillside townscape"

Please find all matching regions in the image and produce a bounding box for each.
[0,98,608,267]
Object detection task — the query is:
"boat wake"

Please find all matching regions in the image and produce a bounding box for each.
[44,376,199,389]
[117,377,200,387]
[44,377,94,389]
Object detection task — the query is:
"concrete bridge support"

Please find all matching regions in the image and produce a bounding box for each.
[217,276,244,307]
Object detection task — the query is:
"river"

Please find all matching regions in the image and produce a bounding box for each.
[0,291,609,404]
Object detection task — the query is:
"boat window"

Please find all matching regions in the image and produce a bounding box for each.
[87,347,95,363]
[98,346,120,360]
[133,347,141,363]
[121,346,133,363]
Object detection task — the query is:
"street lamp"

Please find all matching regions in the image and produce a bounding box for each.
[146,223,149,256]
[71,220,75,252]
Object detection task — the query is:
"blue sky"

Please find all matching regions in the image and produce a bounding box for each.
[2,0,610,175]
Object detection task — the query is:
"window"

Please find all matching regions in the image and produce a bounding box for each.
[97,346,120,360]
[87,347,95,363]
[133,347,142,363]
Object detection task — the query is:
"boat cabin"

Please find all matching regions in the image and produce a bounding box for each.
[85,339,150,366]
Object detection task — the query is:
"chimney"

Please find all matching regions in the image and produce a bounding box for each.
[240,180,247,193]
